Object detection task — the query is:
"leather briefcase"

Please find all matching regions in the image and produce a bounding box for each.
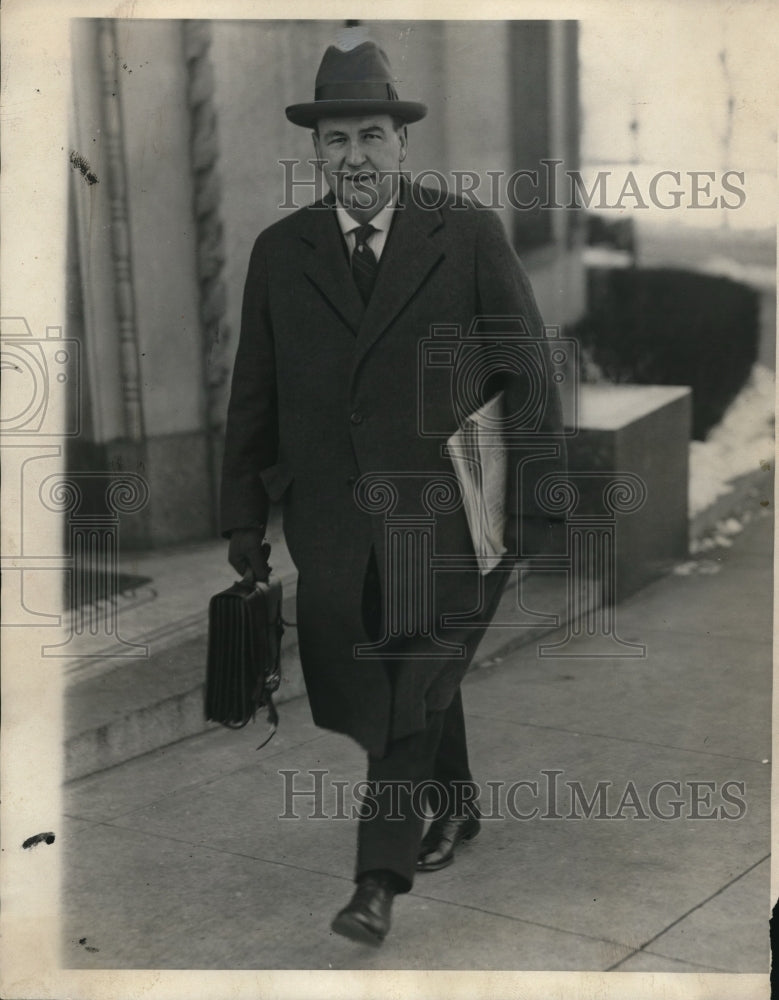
[204,571,284,748]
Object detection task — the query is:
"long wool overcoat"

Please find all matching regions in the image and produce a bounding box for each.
[220,183,566,756]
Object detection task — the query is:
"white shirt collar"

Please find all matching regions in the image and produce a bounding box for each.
[335,195,397,241]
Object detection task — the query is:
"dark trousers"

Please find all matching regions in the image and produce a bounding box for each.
[355,547,509,892]
[355,687,476,892]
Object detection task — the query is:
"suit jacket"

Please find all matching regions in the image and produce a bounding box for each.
[221,183,566,756]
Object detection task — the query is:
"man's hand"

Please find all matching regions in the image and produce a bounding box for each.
[228,527,271,582]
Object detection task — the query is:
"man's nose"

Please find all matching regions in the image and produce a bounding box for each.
[345,140,366,168]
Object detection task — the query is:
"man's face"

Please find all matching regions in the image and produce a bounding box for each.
[313,114,407,221]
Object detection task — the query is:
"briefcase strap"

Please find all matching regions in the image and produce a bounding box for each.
[255,695,278,751]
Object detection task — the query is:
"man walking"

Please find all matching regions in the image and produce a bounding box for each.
[221,39,565,945]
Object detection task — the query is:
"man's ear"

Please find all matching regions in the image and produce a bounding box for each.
[398,125,408,162]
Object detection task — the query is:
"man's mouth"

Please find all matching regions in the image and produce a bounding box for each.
[345,171,377,185]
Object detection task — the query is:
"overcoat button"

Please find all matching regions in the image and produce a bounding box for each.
[350,411,364,425]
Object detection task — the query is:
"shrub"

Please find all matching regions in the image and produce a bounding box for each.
[567,267,759,439]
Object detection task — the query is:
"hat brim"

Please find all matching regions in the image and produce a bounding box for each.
[285,99,427,128]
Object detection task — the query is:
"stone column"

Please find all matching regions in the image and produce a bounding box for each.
[353,472,466,660]
[535,471,648,658]
[40,472,150,657]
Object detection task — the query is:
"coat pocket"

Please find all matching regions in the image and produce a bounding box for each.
[259,463,294,502]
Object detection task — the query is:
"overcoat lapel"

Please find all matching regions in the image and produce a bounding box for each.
[300,186,446,358]
[300,197,365,336]
[353,190,445,369]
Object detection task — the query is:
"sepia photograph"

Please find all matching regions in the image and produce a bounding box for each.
[1,2,775,997]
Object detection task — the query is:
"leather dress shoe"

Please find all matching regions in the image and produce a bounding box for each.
[331,874,396,945]
[417,813,481,871]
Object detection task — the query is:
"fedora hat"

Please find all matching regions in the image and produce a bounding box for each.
[285,41,427,128]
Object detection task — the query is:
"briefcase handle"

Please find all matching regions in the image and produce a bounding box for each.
[239,567,297,628]
[241,568,265,588]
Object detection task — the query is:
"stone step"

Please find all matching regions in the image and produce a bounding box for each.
[65,568,593,782]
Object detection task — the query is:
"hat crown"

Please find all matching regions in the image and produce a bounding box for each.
[284,39,427,128]
[314,42,399,103]
[315,41,396,90]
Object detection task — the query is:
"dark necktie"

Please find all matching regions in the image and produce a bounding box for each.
[351,224,378,304]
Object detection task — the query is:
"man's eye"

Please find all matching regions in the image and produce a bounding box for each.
[328,137,345,146]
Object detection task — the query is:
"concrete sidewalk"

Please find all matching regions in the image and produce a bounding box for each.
[61,509,772,973]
